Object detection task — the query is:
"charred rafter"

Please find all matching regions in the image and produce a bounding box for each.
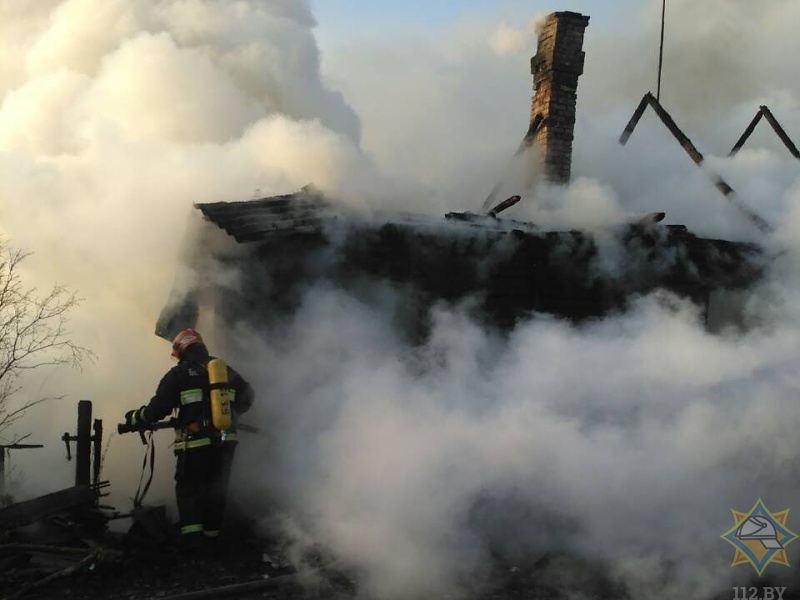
[480,115,546,213]
[619,92,772,234]
[729,105,800,159]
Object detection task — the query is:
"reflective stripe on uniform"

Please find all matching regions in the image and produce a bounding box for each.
[174,437,212,451]
[174,432,239,451]
[180,388,203,405]
[203,529,220,538]
[181,524,203,535]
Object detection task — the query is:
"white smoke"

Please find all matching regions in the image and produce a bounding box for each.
[0,0,372,500]
[2,1,800,600]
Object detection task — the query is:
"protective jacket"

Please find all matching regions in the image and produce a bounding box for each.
[138,344,254,452]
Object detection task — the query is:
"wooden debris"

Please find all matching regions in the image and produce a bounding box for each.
[488,195,522,218]
[480,114,546,213]
[0,486,97,532]
[151,572,302,600]
[0,549,99,600]
[0,553,30,572]
[632,212,666,226]
[0,543,91,557]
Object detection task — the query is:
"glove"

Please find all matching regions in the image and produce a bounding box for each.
[124,407,147,430]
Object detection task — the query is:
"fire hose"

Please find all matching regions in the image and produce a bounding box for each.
[117,418,260,444]
[116,419,261,508]
[118,418,175,445]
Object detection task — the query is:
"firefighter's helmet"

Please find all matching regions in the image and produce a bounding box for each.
[171,328,203,359]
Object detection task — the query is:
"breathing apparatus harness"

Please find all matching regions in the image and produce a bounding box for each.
[117,358,234,508]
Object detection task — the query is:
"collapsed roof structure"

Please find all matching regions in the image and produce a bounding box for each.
[155,11,764,342]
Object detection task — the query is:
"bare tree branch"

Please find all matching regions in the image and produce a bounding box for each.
[0,242,93,435]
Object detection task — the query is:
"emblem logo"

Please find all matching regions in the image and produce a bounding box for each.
[721,499,797,576]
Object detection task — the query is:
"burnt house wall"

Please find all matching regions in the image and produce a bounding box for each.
[530,11,590,184]
[155,193,763,343]
[201,223,760,346]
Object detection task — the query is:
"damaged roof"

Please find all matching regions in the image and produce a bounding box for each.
[157,188,764,339]
[195,187,341,242]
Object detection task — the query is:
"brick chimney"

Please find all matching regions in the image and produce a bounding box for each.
[529,11,590,184]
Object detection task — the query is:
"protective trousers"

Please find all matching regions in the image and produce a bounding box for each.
[174,442,236,543]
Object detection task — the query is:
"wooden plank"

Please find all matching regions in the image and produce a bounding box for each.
[618,93,650,145]
[0,543,92,556]
[645,92,705,164]
[0,486,96,532]
[488,195,522,217]
[480,182,504,214]
[480,115,546,213]
[518,113,545,155]
[152,573,302,600]
[2,549,99,600]
[722,190,774,234]
[729,109,763,156]
[761,105,800,159]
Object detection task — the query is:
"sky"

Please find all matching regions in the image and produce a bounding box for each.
[311,0,626,32]
[3,1,800,599]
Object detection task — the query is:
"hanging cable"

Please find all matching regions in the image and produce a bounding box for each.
[657,0,666,100]
[133,431,156,508]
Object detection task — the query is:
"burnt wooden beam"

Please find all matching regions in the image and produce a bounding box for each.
[619,92,772,233]
[619,92,704,163]
[646,94,772,232]
[2,549,99,600]
[729,109,764,156]
[715,182,773,233]
[152,573,302,600]
[619,93,651,145]
[481,183,504,214]
[0,552,30,572]
[644,92,705,164]
[761,105,800,159]
[0,486,96,532]
[480,115,546,213]
[0,543,92,556]
[0,445,43,449]
[488,195,522,217]
[518,113,545,155]
[729,106,800,159]
[632,212,666,225]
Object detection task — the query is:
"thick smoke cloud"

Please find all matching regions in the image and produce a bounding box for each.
[232,285,800,600]
[0,0,373,498]
[2,1,800,600]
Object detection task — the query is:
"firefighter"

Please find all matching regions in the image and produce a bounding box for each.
[123,328,254,550]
